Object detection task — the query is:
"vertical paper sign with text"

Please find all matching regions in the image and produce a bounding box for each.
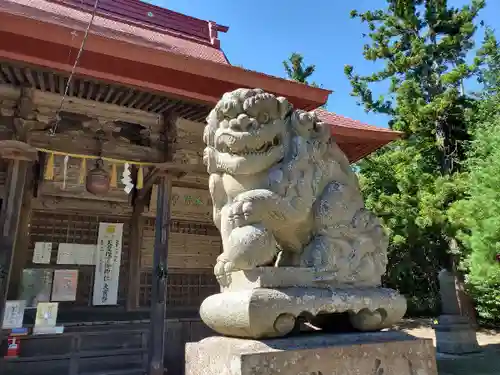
[92,223,123,306]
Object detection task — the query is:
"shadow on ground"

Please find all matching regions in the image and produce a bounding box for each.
[437,343,500,375]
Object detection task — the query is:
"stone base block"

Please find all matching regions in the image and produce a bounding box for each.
[222,267,381,292]
[200,287,406,338]
[433,314,480,354]
[185,331,438,375]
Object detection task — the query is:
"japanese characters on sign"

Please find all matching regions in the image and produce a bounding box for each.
[92,223,123,306]
[148,186,212,221]
[32,242,52,264]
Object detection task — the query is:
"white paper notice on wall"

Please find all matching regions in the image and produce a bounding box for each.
[92,223,123,306]
[57,243,97,265]
[2,300,26,329]
[34,302,58,329]
[32,242,52,264]
[51,269,78,302]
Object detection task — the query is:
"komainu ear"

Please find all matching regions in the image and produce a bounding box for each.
[204,110,219,146]
[277,96,293,120]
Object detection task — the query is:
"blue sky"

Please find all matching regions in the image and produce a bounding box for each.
[148,0,499,128]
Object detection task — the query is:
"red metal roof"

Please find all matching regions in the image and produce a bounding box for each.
[0,0,400,163]
[5,0,230,64]
[0,0,330,109]
[313,108,401,162]
[315,108,401,142]
[48,0,229,46]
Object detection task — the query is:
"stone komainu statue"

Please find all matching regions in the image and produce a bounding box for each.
[203,88,388,287]
[200,89,406,339]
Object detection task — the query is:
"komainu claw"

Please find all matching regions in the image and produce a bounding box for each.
[214,259,235,287]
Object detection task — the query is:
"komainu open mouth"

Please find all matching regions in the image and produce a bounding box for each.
[253,135,281,154]
[221,135,282,156]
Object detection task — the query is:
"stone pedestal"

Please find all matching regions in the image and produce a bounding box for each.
[200,267,407,339]
[433,315,480,354]
[185,331,438,375]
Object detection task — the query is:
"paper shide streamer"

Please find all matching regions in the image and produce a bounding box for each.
[39,148,147,194]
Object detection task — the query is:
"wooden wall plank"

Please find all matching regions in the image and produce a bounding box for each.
[170,118,205,168]
[29,132,164,163]
[32,88,160,128]
[32,196,133,216]
[172,172,208,188]
[140,232,221,269]
[165,254,218,269]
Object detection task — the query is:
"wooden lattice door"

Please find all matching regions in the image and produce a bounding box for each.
[138,218,220,311]
[26,211,131,308]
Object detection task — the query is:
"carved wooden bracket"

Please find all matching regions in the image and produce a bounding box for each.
[0,140,38,161]
[10,88,40,141]
[82,117,115,140]
[0,100,16,117]
[164,112,178,162]
[16,88,36,120]
[0,85,20,118]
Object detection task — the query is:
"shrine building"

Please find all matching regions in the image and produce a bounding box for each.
[0,1,400,374]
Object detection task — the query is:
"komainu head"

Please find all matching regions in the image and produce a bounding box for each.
[203,88,292,174]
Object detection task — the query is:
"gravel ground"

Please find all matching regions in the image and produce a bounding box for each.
[395,318,500,346]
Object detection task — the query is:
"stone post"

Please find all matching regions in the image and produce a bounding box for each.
[433,269,480,354]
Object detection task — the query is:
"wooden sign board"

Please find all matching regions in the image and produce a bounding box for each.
[172,149,203,166]
[148,185,213,222]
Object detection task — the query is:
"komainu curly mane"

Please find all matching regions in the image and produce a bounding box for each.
[203,88,388,287]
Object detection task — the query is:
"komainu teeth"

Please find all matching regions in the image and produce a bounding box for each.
[220,136,281,156]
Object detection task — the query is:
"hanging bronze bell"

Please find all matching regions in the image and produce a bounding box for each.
[86,158,110,195]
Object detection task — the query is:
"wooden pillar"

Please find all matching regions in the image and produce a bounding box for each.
[127,194,147,311]
[1,88,37,305]
[6,162,35,300]
[148,173,173,375]
[0,159,29,325]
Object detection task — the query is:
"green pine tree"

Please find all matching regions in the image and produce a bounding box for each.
[283,53,316,84]
[449,29,500,324]
[477,27,500,94]
[283,52,327,108]
[345,0,487,314]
